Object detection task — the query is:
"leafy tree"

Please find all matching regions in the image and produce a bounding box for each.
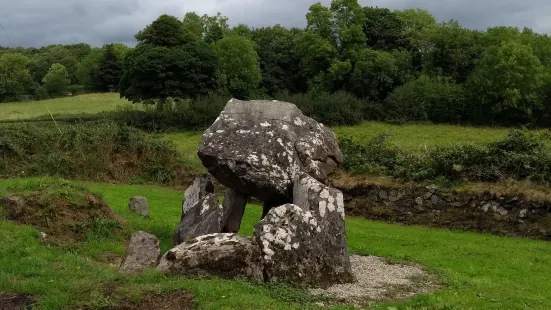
[423,20,484,82]
[28,45,78,84]
[42,63,70,97]
[182,12,204,42]
[0,53,32,102]
[65,43,92,61]
[135,14,187,47]
[202,12,229,43]
[215,35,261,99]
[362,7,407,51]
[347,48,398,102]
[92,44,123,92]
[231,24,253,39]
[306,3,334,41]
[252,25,301,95]
[294,30,337,83]
[466,41,545,124]
[119,42,220,106]
[76,48,104,89]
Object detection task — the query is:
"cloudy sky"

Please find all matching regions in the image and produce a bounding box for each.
[1,0,550,48]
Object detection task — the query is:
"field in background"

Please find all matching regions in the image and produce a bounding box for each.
[0,177,550,309]
[0,93,134,121]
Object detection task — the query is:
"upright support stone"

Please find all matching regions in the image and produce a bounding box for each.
[221,188,248,233]
[180,174,215,219]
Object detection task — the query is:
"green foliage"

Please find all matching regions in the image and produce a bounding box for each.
[362,7,407,51]
[119,42,220,104]
[0,122,194,185]
[275,90,362,126]
[41,63,71,97]
[76,48,104,90]
[385,75,465,123]
[341,128,551,184]
[28,45,78,84]
[215,35,262,99]
[135,14,187,47]
[0,53,32,102]
[91,44,122,92]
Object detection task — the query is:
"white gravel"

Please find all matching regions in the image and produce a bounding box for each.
[310,255,438,307]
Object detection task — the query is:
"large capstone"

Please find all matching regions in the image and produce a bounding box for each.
[197,99,342,204]
[254,203,354,288]
[158,233,263,282]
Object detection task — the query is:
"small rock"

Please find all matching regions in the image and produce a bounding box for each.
[129,196,149,217]
[496,207,508,216]
[38,232,47,239]
[481,203,491,213]
[119,231,160,274]
[423,192,433,199]
[378,191,388,200]
[415,197,423,206]
[519,209,528,218]
[431,195,440,205]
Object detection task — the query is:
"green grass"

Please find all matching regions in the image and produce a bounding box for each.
[0,93,135,121]
[1,177,551,309]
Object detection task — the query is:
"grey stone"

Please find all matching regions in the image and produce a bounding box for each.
[424,192,433,199]
[197,98,342,204]
[173,193,223,246]
[496,207,508,216]
[181,174,215,218]
[481,203,491,212]
[221,188,248,233]
[254,203,354,288]
[431,195,440,205]
[415,197,424,206]
[119,231,160,274]
[129,196,149,217]
[158,233,263,282]
[378,191,388,200]
[520,209,528,218]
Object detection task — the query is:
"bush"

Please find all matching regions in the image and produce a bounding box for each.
[385,75,466,123]
[0,122,196,185]
[339,128,551,184]
[275,90,363,126]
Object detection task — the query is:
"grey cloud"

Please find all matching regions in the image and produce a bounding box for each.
[0,0,550,48]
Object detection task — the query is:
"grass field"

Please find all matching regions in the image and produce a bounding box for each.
[0,93,133,121]
[1,177,550,309]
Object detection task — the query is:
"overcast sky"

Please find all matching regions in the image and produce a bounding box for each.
[1,0,550,48]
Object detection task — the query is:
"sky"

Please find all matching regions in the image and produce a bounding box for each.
[1,0,550,48]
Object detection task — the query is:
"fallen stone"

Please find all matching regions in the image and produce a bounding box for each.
[0,194,26,218]
[119,231,160,274]
[520,209,528,218]
[158,233,263,282]
[221,188,248,233]
[129,196,149,218]
[197,98,342,204]
[173,193,223,246]
[254,201,354,288]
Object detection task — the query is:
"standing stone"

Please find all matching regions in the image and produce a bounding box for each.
[254,204,354,288]
[197,99,342,204]
[173,193,223,246]
[158,233,263,282]
[119,231,160,274]
[221,188,248,233]
[129,196,149,217]
[181,174,215,219]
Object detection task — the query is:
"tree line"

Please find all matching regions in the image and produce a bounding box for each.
[2,0,551,126]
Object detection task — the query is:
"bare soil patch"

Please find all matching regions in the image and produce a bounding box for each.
[0,293,34,310]
[310,254,439,307]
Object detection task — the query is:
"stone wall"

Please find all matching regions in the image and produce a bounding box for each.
[337,183,551,240]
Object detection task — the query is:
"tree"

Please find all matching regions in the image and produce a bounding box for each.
[182,12,204,43]
[65,43,92,61]
[42,63,70,97]
[76,48,104,89]
[0,53,32,102]
[466,41,545,124]
[252,25,302,95]
[202,12,229,43]
[28,45,78,84]
[362,7,407,51]
[215,35,262,99]
[119,42,220,106]
[135,14,187,47]
[92,44,123,92]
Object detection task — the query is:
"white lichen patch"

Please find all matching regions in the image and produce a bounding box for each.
[282,124,289,130]
[237,129,250,134]
[319,201,327,217]
[200,198,212,215]
[260,121,271,127]
[216,130,225,133]
[293,117,306,126]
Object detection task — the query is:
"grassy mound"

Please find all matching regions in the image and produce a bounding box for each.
[0,180,124,245]
[0,122,197,186]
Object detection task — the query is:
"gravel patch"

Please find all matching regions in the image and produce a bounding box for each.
[310,255,438,307]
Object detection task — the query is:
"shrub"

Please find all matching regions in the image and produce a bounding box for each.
[0,122,196,185]
[385,75,466,123]
[339,128,551,184]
